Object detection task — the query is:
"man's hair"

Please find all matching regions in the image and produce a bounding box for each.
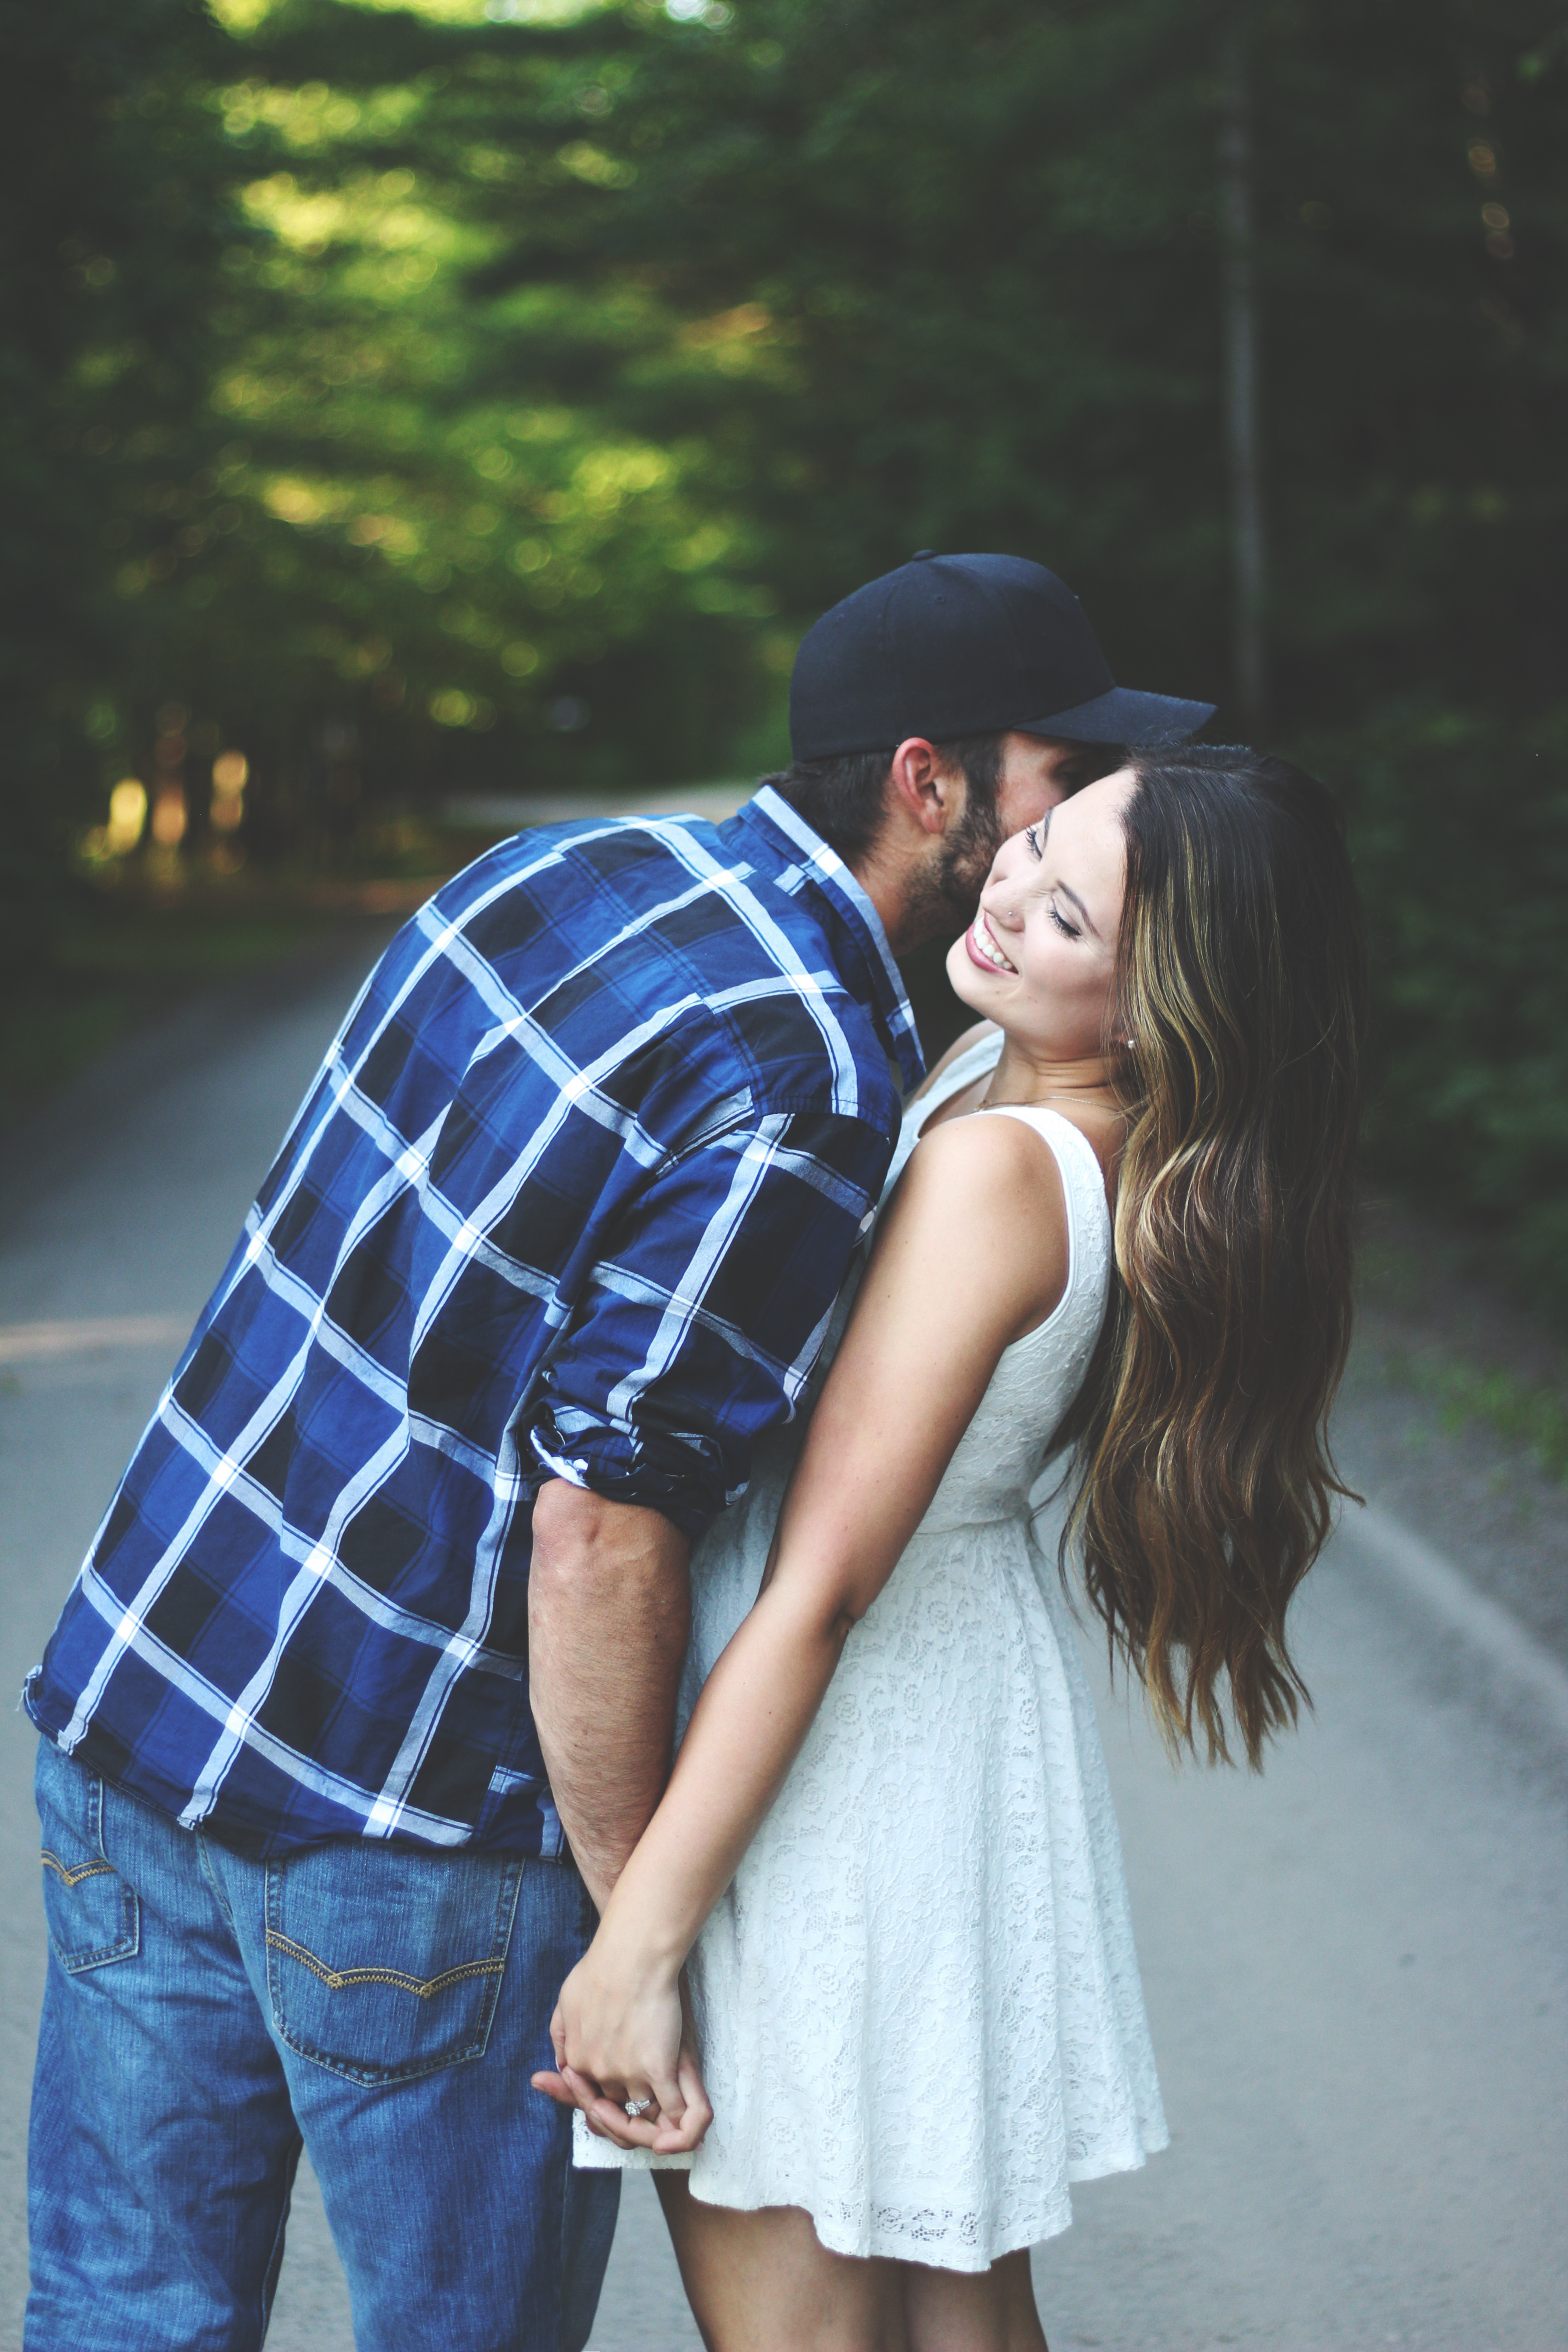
[760,735,1007,862]
[760,735,1126,863]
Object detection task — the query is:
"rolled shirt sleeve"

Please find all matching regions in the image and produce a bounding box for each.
[524,1107,892,1539]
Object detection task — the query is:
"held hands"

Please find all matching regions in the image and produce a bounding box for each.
[530,1929,713,2156]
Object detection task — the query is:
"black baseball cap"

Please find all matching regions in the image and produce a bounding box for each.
[789,552,1213,760]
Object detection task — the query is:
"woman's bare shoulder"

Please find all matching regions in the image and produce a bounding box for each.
[878,1110,1070,1338]
[905,1102,1066,1213]
[905,1019,1000,1105]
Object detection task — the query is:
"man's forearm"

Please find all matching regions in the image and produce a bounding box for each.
[527,1480,691,1913]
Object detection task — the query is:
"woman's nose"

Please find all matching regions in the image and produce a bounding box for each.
[982,886,1025,933]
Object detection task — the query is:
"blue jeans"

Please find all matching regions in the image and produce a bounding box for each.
[27,1738,618,2352]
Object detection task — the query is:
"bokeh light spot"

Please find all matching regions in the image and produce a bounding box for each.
[106,780,148,854]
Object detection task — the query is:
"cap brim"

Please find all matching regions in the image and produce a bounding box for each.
[1014,686,1215,746]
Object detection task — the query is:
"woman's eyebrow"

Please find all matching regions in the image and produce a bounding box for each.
[1054,878,1100,937]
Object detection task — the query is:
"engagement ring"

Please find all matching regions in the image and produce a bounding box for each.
[624,2096,653,2118]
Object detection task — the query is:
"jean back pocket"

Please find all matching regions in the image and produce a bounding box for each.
[35,1740,140,1975]
[266,1839,524,2085]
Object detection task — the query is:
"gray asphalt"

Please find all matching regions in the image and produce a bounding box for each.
[2,938,1564,2351]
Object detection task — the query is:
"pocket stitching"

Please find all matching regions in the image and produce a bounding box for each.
[37,1763,140,1974]
[40,1848,117,1889]
[265,1852,524,2085]
[265,1928,507,2000]
[272,2031,490,2088]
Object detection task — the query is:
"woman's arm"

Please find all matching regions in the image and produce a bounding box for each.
[533,1112,1068,2150]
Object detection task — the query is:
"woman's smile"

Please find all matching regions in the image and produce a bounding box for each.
[965,910,1017,975]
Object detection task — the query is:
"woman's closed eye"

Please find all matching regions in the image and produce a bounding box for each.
[1018,830,1082,935]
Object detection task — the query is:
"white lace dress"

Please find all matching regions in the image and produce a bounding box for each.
[575,1032,1168,2269]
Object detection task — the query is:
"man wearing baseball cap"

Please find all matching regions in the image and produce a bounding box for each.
[24,554,1209,2352]
[769,548,1212,950]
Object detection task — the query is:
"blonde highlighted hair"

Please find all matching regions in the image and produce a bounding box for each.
[1058,746,1368,1769]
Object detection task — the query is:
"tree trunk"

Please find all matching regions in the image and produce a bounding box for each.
[1220,33,1266,735]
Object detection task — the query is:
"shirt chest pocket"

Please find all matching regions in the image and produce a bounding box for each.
[265,1841,524,2085]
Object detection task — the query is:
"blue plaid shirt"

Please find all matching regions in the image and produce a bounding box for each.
[26,789,922,1858]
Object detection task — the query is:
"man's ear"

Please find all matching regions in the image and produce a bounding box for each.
[886,738,960,839]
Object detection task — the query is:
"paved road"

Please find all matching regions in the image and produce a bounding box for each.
[2,939,1564,2351]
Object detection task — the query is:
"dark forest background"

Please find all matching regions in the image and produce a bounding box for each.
[3,0,1565,1310]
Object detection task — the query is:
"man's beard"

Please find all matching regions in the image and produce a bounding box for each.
[904,785,1007,940]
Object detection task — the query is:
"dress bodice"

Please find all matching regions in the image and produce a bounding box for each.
[678,1027,1113,1735]
[886,1031,1112,1536]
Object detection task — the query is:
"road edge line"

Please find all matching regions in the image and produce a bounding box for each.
[1342,1501,1568,1744]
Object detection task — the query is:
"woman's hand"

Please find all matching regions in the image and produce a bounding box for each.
[531,1936,713,2155]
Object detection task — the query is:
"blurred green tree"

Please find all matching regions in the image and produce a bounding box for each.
[455,0,1563,739]
[0,0,247,962]
[2,0,1564,1303]
[450,0,1568,1294]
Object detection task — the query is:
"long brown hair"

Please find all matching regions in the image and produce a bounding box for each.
[1057,746,1368,1769]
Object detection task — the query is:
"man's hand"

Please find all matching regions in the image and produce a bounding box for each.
[527,1480,691,1912]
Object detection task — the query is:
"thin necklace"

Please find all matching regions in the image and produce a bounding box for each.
[972,1080,1108,1114]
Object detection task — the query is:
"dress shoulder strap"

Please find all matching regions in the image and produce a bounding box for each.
[977,1104,1112,1328]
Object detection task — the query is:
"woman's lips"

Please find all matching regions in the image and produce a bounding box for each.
[964,912,1017,976]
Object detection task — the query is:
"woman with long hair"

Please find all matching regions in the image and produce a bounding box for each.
[536,745,1368,2350]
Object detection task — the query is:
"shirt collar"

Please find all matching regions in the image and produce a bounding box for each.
[725,786,926,1093]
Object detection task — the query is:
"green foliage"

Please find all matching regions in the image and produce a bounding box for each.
[452,0,1567,732]
[0,0,244,961]
[2,0,1566,1307]
[1313,704,1568,1312]
[1380,1339,1568,1486]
